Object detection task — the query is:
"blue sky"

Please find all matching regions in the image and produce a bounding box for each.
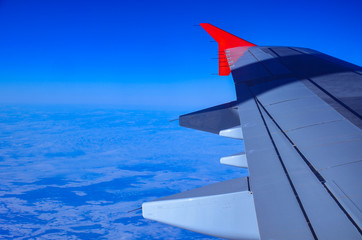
[0,0,361,108]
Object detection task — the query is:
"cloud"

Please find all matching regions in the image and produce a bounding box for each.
[0,106,244,239]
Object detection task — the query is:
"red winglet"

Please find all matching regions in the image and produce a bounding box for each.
[200,23,256,76]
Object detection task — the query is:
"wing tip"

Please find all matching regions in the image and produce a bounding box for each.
[199,23,256,48]
[199,23,256,76]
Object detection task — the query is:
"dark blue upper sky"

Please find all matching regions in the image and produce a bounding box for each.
[1,0,361,108]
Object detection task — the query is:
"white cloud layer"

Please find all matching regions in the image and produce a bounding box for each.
[0,105,246,239]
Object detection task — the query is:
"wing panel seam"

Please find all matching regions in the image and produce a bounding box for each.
[253,97,318,240]
[256,98,362,235]
[268,48,362,121]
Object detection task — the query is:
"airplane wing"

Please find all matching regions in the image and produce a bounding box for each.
[142,23,362,240]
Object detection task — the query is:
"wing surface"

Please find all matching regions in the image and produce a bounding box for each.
[233,46,362,239]
[143,24,362,240]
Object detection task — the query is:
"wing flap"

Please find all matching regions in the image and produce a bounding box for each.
[179,101,240,134]
[142,178,260,240]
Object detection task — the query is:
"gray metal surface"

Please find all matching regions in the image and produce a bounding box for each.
[286,119,362,149]
[323,161,362,227]
[145,24,362,239]
[251,78,312,104]
[232,46,362,238]
[262,95,343,132]
[270,47,362,125]
[174,44,362,239]
[230,50,271,84]
[236,83,314,240]
[260,104,361,239]
[179,101,239,134]
[248,47,291,75]
[150,177,249,202]
[143,177,261,240]
[301,79,362,129]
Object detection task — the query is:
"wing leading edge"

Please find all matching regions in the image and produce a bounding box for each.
[143,24,362,239]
